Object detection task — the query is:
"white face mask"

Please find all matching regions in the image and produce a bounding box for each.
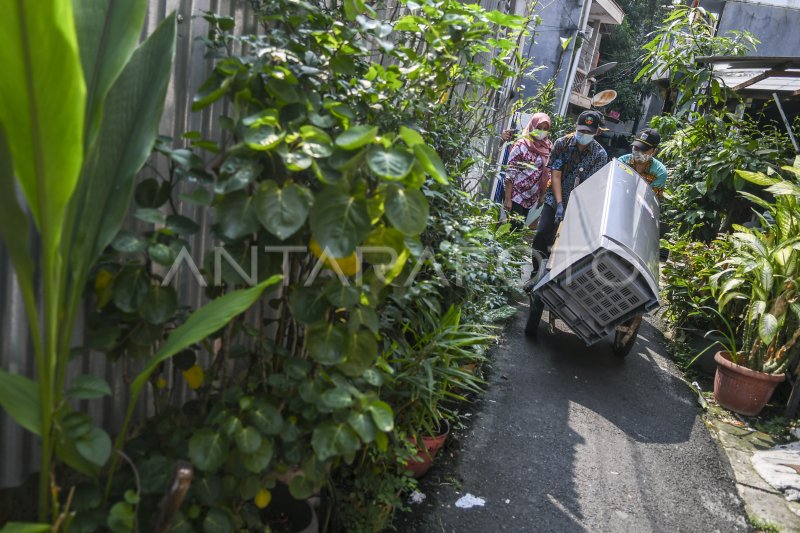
[533,131,549,140]
[575,132,594,145]
[631,150,653,164]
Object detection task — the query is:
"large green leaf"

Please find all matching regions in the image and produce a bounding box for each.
[0,127,38,341]
[253,181,312,240]
[75,427,112,467]
[307,323,347,365]
[366,400,394,432]
[188,429,228,472]
[413,144,449,184]
[0,370,41,436]
[309,186,371,257]
[66,375,112,400]
[311,421,360,461]
[366,146,414,180]
[129,276,281,398]
[64,14,177,286]
[203,509,234,533]
[72,0,147,145]
[335,125,378,150]
[735,169,780,187]
[759,313,778,346]
[0,0,86,257]
[241,438,274,474]
[0,523,52,533]
[384,184,429,235]
[215,191,259,240]
[337,329,378,377]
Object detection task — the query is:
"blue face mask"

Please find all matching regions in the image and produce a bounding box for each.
[575,132,594,145]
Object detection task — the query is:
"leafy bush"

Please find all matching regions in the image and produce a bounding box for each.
[660,230,737,332]
[655,114,793,239]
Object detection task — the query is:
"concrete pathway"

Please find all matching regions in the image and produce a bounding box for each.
[398,307,750,532]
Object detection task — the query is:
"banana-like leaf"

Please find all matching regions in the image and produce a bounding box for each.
[0,0,86,256]
[64,14,177,290]
[131,275,282,399]
[73,0,147,146]
[0,127,39,338]
[0,369,41,436]
[759,313,778,346]
[735,169,780,187]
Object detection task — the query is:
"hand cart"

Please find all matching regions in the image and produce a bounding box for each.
[524,160,661,356]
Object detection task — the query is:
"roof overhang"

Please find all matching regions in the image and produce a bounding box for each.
[589,0,624,25]
[696,56,800,98]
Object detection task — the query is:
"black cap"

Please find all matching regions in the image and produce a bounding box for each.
[576,110,603,133]
[632,128,661,150]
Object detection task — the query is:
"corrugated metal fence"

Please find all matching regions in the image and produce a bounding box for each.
[0,0,526,489]
[0,0,259,489]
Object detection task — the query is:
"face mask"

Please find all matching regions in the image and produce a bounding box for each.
[631,150,653,164]
[533,131,549,140]
[575,132,594,145]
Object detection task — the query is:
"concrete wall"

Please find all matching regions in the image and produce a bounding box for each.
[711,1,800,57]
[521,0,585,100]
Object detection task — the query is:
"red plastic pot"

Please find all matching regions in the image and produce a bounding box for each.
[714,351,786,416]
[405,421,450,478]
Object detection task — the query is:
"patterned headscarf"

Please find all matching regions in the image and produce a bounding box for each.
[520,112,553,160]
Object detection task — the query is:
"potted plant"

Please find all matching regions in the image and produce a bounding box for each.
[384,302,488,477]
[697,169,800,415]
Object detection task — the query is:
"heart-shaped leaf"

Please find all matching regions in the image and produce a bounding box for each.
[253,181,312,240]
[307,323,347,365]
[367,146,414,180]
[309,186,370,257]
[311,421,360,461]
[384,184,428,235]
[188,429,228,472]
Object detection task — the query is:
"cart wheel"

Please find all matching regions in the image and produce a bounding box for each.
[613,316,643,357]
[525,293,545,338]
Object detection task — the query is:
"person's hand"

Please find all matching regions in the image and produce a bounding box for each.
[554,202,564,223]
[501,129,516,142]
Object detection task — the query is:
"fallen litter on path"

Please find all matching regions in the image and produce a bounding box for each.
[454,493,485,508]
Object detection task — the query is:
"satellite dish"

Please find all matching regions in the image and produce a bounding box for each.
[587,62,618,78]
[591,89,617,108]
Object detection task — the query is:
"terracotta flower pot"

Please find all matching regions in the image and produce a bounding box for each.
[713,351,786,416]
[405,421,450,478]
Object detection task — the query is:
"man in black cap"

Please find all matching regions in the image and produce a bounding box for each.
[619,128,668,198]
[531,110,608,257]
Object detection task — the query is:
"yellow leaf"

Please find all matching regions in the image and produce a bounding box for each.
[94,269,113,290]
[309,239,360,276]
[254,488,272,509]
[182,365,204,390]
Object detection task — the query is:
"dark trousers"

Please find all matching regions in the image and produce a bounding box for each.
[532,203,558,255]
[507,201,528,230]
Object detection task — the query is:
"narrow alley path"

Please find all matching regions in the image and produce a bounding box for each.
[398,308,750,532]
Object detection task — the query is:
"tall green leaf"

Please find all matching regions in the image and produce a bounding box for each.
[0,370,41,436]
[64,14,178,287]
[0,0,86,255]
[72,0,148,146]
[0,127,39,344]
[131,275,282,395]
